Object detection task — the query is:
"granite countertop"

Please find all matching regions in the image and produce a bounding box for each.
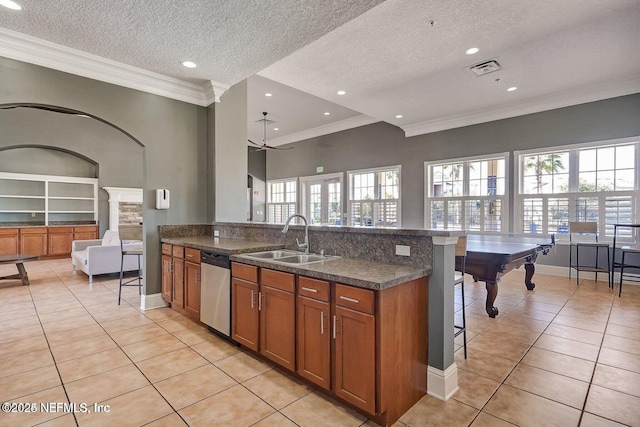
[160,236,284,255]
[162,235,428,290]
[230,254,428,290]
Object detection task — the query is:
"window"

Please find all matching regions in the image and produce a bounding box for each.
[348,166,400,227]
[515,138,639,239]
[426,153,508,232]
[267,178,297,223]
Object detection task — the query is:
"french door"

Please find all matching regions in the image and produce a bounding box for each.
[301,173,343,225]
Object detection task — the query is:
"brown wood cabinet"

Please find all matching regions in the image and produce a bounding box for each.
[161,243,201,321]
[184,248,201,318]
[0,228,19,255]
[334,304,376,414]
[0,225,98,257]
[231,276,260,351]
[48,227,74,256]
[161,253,172,302]
[231,262,428,426]
[297,276,331,389]
[73,225,98,241]
[19,228,47,256]
[231,263,296,371]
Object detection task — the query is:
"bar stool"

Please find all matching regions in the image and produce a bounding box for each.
[618,246,640,297]
[568,222,610,286]
[118,224,143,305]
[454,235,468,359]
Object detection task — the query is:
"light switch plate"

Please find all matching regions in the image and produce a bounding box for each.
[396,245,411,256]
[213,230,220,237]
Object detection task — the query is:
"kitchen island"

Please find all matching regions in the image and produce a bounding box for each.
[159,222,464,425]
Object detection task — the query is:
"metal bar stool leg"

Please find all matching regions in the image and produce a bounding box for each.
[461,281,467,359]
[118,252,125,305]
[619,251,626,297]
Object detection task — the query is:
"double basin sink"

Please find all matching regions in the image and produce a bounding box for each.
[244,250,338,265]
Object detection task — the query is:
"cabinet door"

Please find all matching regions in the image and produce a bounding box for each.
[48,231,73,256]
[161,254,173,302]
[184,261,201,318]
[20,232,47,256]
[297,296,330,388]
[0,229,19,255]
[232,278,259,351]
[260,285,296,371]
[74,226,98,241]
[172,257,185,308]
[334,306,376,414]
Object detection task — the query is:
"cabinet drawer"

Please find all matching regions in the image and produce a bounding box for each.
[48,227,73,233]
[185,248,201,263]
[20,227,47,234]
[172,245,184,258]
[261,269,295,293]
[73,226,97,232]
[335,284,375,314]
[0,228,18,236]
[161,243,172,255]
[298,276,329,302]
[232,262,258,283]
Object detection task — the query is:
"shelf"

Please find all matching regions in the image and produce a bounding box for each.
[0,195,45,199]
[48,197,95,200]
[0,172,98,226]
[0,210,46,213]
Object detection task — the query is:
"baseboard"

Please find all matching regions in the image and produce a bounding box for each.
[427,364,459,401]
[140,293,169,311]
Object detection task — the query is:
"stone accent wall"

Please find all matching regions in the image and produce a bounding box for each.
[119,202,143,225]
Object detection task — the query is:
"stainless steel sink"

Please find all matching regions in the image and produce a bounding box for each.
[243,250,338,265]
[244,250,300,259]
[273,254,329,264]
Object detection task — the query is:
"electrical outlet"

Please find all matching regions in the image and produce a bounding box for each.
[395,245,410,256]
[213,230,220,237]
[31,212,36,217]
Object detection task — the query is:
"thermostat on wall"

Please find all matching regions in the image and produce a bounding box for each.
[156,189,170,209]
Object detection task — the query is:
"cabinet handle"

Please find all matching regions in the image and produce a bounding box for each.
[332,315,337,339]
[250,290,255,309]
[258,292,263,311]
[186,254,193,258]
[301,286,318,293]
[339,295,359,304]
[196,271,200,283]
[320,311,324,335]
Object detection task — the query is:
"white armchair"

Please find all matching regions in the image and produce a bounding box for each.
[72,230,141,283]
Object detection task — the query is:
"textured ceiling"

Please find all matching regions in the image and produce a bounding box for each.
[1,0,638,143]
[0,0,383,86]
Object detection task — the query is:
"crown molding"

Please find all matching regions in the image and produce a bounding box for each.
[267,114,379,146]
[402,78,640,137]
[203,80,231,104]
[0,28,225,106]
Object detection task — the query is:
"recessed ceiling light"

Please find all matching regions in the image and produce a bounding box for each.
[324,112,330,116]
[337,90,346,95]
[273,128,279,131]
[265,93,272,97]
[0,0,21,10]
[395,115,403,119]
[182,61,197,68]
[465,47,479,55]
[507,86,518,92]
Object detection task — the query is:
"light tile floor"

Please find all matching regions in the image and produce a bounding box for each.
[1,259,640,426]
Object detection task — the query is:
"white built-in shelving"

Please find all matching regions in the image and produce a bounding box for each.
[0,172,98,225]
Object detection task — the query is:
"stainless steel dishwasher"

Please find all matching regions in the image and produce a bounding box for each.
[200,251,231,338]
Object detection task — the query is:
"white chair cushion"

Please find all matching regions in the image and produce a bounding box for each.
[101,230,120,246]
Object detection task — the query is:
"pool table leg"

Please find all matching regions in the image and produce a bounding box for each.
[485,281,499,318]
[524,263,536,290]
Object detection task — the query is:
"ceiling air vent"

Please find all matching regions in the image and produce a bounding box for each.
[469,60,501,76]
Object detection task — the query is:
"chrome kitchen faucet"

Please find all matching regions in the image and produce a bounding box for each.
[282,214,309,254]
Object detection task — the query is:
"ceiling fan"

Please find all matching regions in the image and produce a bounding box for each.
[248,112,293,151]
